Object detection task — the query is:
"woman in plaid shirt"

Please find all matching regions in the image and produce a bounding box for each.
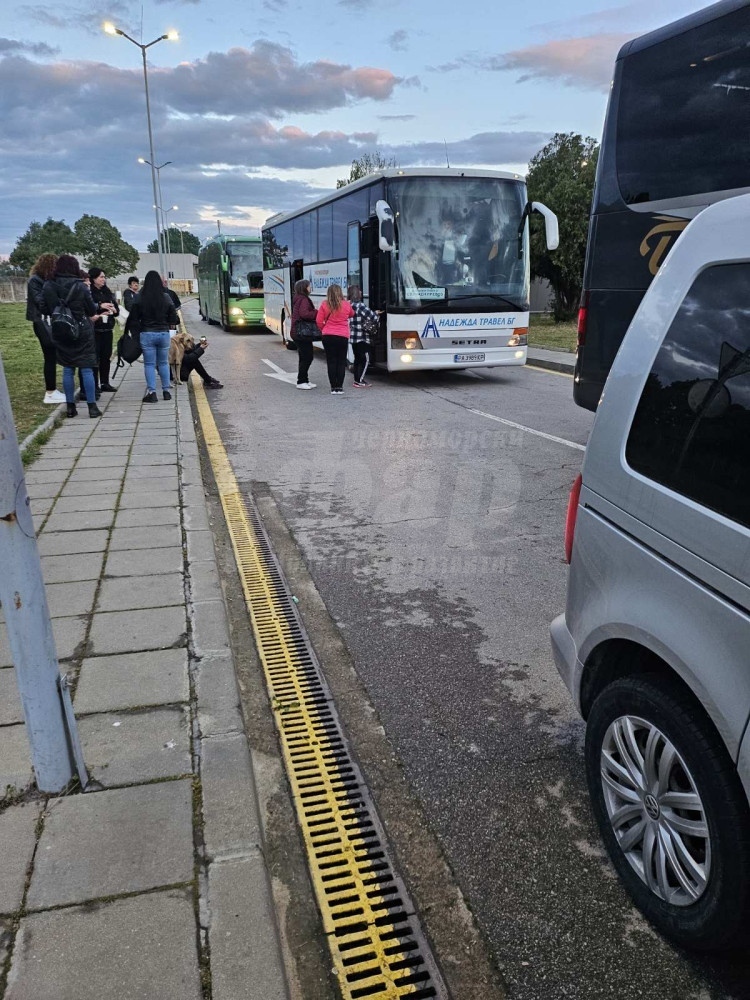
[347,285,381,388]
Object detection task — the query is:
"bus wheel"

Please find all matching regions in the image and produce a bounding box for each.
[222,321,231,333]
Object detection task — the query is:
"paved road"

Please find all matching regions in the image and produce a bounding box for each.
[187,302,750,1000]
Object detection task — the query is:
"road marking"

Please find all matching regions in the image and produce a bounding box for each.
[468,407,586,451]
[192,374,447,999]
[262,358,298,384]
[526,363,574,379]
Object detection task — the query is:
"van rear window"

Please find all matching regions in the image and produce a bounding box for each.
[626,263,750,529]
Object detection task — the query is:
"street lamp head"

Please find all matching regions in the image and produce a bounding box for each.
[165,30,179,41]
[103,21,118,35]
[138,157,148,165]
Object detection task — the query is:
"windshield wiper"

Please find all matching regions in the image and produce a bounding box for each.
[449,293,524,311]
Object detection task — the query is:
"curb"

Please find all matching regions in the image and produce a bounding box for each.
[18,403,65,455]
[527,350,575,375]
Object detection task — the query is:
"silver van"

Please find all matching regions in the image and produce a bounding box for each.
[551,193,750,950]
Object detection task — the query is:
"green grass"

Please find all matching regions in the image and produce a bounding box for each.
[528,314,577,353]
[0,302,58,442]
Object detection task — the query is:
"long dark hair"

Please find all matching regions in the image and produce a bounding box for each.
[55,254,81,277]
[139,270,167,314]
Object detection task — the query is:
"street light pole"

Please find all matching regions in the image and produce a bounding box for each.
[105,22,178,277]
[138,158,173,273]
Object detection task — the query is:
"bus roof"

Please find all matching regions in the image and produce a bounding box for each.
[262,166,525,231]
[199,234,261,249]
[617,0,747,60]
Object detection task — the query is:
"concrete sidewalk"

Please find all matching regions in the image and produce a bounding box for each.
[0,364,288,999]
[527,346,575,374]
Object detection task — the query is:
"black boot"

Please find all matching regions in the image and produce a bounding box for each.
[66,403,77,418]
[88,403,102,419]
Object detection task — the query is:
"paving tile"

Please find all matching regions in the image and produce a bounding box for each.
[65,466,124,482]
[74,649,189,713]
[36,530,108,557]
[0,802,42,914]
[125,466,180,481]
[22,483,61,501]
[208,857,287,1000]
[27,780,194,908]
[189,563,222,604]
[129,451,177,465]
[97,572,184,612]
[186,530,217,564]
[192,601,230,655]
[196,654,244,737]
[28,500,53,520]
[202,734,260,858]
[88,606,186,657]
[79,707,191,786]
[117,490,179,509]
[0,617,87,666]
[109,524,182,552]
[114,505,180,529]
[0,668,23,725]
[58,478,121,497]
[22,471,68,486]
[46,580,98,619]
[7,891,202,1000]
[105,546,184,577]
[41,551,104,584]
[0,725,33,794]
[73,457,129,471]
[120,476,180,494]
[52,493,118,514]
[184,505,210,531]
[42,509,114,533]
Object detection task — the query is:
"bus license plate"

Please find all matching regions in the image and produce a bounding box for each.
[454,353,485,363]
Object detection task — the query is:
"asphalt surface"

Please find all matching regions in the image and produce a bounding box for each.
[186,301,750,1000]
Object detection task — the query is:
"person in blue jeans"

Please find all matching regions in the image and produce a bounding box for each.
[126,270,178,402]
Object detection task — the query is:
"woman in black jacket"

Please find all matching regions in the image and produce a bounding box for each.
[127,270,178,402]
[27,253,64,405]
[88,267,119,393]
[42,254,102,418]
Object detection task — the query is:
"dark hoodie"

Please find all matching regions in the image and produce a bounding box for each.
[42,275,97,368]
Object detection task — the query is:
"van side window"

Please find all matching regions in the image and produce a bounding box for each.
[626,263,750,529]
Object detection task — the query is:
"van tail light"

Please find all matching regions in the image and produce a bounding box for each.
[564,474,583,564]
[577,293,589,348]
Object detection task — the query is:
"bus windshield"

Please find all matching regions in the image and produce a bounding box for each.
[388,176,528,310]
[228,243,263,295]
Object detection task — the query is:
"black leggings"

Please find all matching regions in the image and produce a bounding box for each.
[296,339,314,384]
[352,342,371,383]
[96,328,113,387]
[33,321,57,392]
[180,357,212,383]
[322,335,348,390]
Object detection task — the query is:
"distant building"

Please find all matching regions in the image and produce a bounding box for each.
[109,253,198,293]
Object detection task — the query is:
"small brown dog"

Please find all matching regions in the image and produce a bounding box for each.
[168,330,194,385]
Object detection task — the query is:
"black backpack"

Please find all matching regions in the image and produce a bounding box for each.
[50,285,88,344]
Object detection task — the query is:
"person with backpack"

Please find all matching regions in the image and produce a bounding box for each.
[347,285,381,388]
[291,278,318,389]
[42,254,102,419]
[26,253,65,405]
[316,284,354,395]
[123,276,139,311]
[88,268,119,393]
[126,270,178,402]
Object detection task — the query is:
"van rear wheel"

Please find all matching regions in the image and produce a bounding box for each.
[585,673,750,950]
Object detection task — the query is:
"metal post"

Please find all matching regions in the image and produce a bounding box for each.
[0,358,75,792]
[179,227,185,275]
[141,46,165,277]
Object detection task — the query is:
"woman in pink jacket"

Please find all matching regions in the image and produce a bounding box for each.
[316,284,354,395]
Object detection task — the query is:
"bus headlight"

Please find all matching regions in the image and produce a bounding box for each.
[507,327,528,347]
[392,332,422,350]
[229,306,243,316]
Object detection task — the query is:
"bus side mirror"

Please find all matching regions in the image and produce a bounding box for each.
[221,254,229,272]
[517,202,560,257]
[532,202,559,251]
[375,200,395,252]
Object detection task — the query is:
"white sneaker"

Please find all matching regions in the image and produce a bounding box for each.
[43,390,66,404]
[296,382,316,390]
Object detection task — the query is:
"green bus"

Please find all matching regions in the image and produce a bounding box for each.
[197,234,266,331]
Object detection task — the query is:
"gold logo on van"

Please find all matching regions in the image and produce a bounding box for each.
[640,216,690,276]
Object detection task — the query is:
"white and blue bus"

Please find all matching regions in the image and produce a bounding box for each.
[262,168,558,372]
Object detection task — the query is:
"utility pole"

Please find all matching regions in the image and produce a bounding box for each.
[0,358,76,792]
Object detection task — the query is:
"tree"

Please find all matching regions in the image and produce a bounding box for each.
[526,133,599,321]
[336,150,398,189]
[8,218,77,272]
[147,227,201,255]
[74,214,139,277]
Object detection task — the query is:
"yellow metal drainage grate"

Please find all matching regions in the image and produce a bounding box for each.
[193,377,447,1000]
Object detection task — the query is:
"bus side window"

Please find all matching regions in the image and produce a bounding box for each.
[347,223,361,291]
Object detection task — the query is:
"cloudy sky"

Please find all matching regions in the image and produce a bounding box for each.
[1,0,706,256]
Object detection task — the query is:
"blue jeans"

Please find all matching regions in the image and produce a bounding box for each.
[140,330,171,393]
[63,366,95,404]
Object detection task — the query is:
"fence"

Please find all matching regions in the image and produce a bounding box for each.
[0,277,194,304]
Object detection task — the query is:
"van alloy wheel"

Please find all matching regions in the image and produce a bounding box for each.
[601,715,710,906]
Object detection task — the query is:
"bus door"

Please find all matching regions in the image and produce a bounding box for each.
[361,221,387,364]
